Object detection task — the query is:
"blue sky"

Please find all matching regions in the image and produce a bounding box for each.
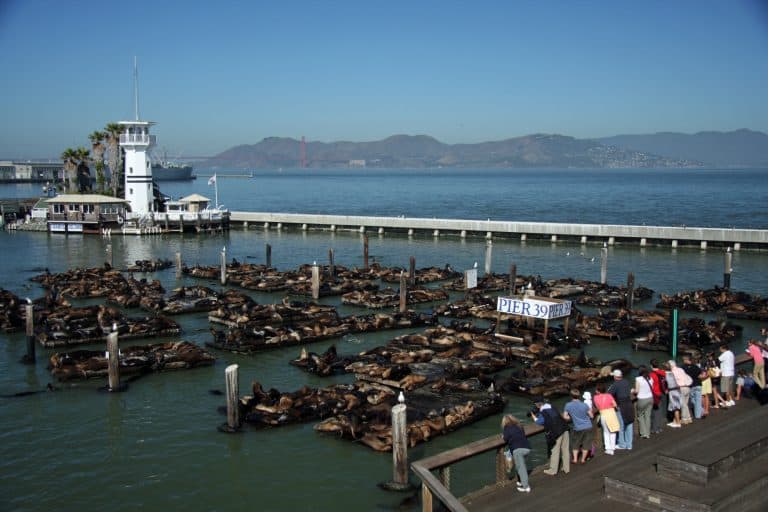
[1,0,767,159]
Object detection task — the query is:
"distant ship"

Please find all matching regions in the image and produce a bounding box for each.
[152,161,195,181]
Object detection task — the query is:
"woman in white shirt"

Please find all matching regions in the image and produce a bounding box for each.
[634,366,655,439]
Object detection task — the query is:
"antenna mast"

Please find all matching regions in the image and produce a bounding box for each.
[133,56,140,121]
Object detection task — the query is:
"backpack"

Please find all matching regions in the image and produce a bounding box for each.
[653,369,668,394]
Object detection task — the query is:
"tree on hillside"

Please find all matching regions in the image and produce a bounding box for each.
[60,148,78,192]
[88,130,107,192]
[104,122,123,196]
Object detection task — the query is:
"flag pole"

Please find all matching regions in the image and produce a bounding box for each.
[215,177,219,209]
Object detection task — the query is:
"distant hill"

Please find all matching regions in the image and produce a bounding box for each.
[202,133,700,170]
[600,129,768,168]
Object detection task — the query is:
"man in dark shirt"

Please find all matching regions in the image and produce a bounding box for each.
[682,355,703,420]
[608,369,634,450]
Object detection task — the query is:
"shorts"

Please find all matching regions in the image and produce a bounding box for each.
[570,428,592,449]
[720,375,733,393]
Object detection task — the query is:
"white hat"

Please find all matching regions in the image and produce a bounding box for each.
[611,369,623,378]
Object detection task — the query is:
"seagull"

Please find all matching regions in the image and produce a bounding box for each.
[26,297,32,305]
[112,322,118,332]
[590,257,596,263]
[566,252,570,256]
[473,262,478,268]
[398,391,405,404]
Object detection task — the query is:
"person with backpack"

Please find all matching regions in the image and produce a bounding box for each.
[649,359,668,434]
[531,398,570,475]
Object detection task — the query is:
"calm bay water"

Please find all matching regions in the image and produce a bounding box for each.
[1,168,767,512]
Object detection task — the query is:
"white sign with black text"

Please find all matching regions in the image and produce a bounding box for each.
[496,296,572,319]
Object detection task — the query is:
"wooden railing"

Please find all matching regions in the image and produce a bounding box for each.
[411,423,544,512]
[411,353,755,511]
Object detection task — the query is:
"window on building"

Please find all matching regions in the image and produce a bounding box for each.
[83,204,94,214]
[53,204,64,214]
[129,167,133,174]
[130,188,133,195]
[68,204,78,212]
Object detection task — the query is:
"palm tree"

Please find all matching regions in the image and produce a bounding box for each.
[104,122,122,196]
[88,131,106,192]
[74,147,91,192]
[60,148,78,192]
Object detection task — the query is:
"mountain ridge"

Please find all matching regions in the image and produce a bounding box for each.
[200,129,767,170]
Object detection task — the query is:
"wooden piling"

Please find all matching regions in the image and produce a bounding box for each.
[399,271,407,313]
[391,401,409,487]
[626,272,635,310]
[224,364,240,432]
[724,248,733,289]
[509,264,517,296]
[311,263,320,300]
[23,302,35,363]
[363,235,369,270]
[409,256,416,286]
[484,240,492,275]
[105,243,113,268]
[328,249,335,281]
[175,252,182,279]
[266,243,272,268]
[600,244,608,285]
[220,247,227,285]
[106,330,120,392]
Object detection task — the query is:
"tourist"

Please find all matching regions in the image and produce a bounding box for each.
[669,360,693,424]
[718,344,736,406]
[501,414,531,493]
[705,351,726,409]
[583,390,601,454]
[747,339,765,389]
[593,383,619,455]
[563,388,594,464]
[633,366,654,439]
[735,369,750,400]
[665,362,682,428]
[608,369,634,450]
[700,355,713,417]
[649,359,668,434]
[531,399,570,475]
[682,355,704,420]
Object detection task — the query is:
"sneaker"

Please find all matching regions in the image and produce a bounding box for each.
[516,482,525,488]
[669,423,681,428]
[605,450,614,455]
[517,486,531,493]
[727,400,736,406]
[543,469,557,476]
[615,446,627,450]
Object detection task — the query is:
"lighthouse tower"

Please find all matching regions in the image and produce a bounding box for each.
[119,58,156,216]
[119,120,156,216]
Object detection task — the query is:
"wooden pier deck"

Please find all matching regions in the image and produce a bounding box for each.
[230,212,768,250]
[410,369,768,512]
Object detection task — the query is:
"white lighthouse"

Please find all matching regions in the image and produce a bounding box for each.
[119,58,156,216]
[119,120,156,215]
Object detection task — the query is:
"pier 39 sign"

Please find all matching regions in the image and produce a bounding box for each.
[496,296,572,320]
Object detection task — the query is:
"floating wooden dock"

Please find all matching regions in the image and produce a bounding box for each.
[229,212,768,250]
